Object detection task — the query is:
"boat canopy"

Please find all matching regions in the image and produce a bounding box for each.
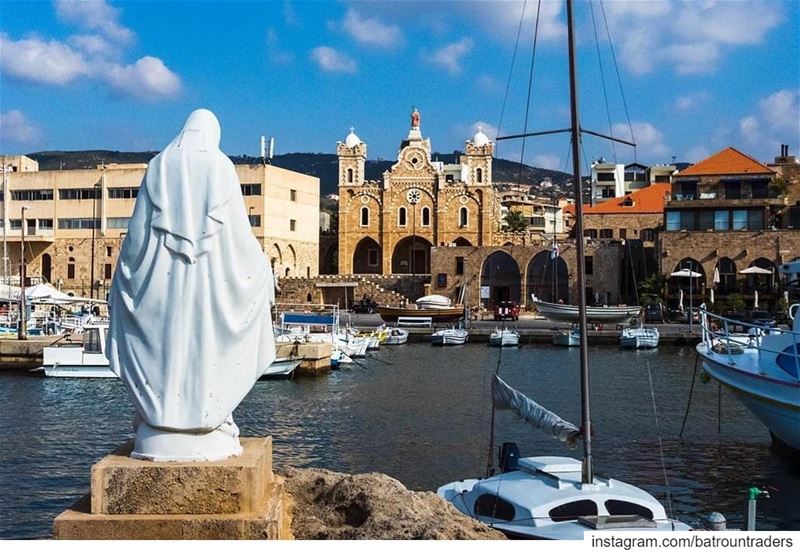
[281,312,337,325]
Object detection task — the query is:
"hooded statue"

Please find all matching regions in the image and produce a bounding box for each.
[107,109,276,461]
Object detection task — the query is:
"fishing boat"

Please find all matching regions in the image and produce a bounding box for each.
[259,357,301,380]
[431,328,468,346]
[438,0,690,538]
[39,323,113,377]
[377,305,465,324]
[620,327,660,349]
[697,304,800,451]
[533,295,641,324]
[415,294,453,309]
[553,326,580,347]
[384,327,409,345]
[489,328,520,347]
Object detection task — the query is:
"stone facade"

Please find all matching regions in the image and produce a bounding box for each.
[0,161,319,295]
[337,110,499,276]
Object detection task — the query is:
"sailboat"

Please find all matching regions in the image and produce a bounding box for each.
[437,0,691,538]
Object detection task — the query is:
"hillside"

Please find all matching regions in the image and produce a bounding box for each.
[25,150,570,196]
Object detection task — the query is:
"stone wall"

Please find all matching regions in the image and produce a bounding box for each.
[276,275,414,308]
[583,213,662,243]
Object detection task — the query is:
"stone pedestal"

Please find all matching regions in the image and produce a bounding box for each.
[54,437,293,540]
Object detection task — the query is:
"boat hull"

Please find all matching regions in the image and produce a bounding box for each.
[553,331,580,347]
[619,328,659,349]
[431,331,468,346]
[384,329,409,345]
[489,332,520,347]
[259,358,300,380]
[42,364,115,378]
[378,305,465,323]
[533,299,641,324]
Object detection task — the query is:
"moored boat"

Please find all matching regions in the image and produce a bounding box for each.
[489,328,519,347]
[384,327,409,345]
[619,327,660,349]
[377,305,465,324]
[431,328,468,346]
[532,295,641,324]
[553,327,580,347]
[259,357,301,380]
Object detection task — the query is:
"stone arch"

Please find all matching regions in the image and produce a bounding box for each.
[668,258,705,309]
[453,236,472,247]
[715,257,737,294]
[527,251,569,303]
[320,243,338,274]
[41,253,52,283]
[391,235,432,274]
[353,237,381,274]
[744,257,777,295]
[287,244,297,269]
[480,250,521,308]
[272,243,283,265]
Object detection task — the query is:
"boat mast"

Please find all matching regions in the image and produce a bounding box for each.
[566,0,593,484]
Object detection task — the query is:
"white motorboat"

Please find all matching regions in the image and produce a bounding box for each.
[415,294,453,309]
[532,295,641,324]
[697,304,800,451]
[620,327,660,349]
[489,328,519,347]
[330,347,354,368]
[40,323,114,377]
[431,328,468,346]
[553,327,580,347]
[438,1,690,538]
[384,327,409,345]
[259,357,301,380]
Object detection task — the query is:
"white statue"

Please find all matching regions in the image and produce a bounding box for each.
[107,109,276,462]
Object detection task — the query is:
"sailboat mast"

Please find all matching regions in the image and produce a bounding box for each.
[566,0,593,485]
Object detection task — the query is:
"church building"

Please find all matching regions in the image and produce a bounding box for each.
[337,109,499,275]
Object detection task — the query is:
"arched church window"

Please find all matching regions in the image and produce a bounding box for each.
[67,257,76,279]
[476,168,483,183]
[398,207,407,227]
[459,207,468,227]
[360,206,369,227]
[347,168,354,183]
[422,206,431,226]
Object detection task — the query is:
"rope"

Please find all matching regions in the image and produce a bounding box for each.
[589,1,616,162]
[678,351,700,438]
[646,359,674,519]
[517,0,543,186]
[495,0,530,160]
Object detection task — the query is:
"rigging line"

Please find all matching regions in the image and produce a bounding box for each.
[588,0,616,162]
[599,0,636,163]
[646,359,674,519]
[495,0,530,160]
[517,0,543,186]
[679,352,700,438]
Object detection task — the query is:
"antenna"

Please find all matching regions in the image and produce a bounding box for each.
[260,136,266,160]
[268,137,275,161]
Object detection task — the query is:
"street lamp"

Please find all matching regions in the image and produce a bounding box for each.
[18,205,27,340]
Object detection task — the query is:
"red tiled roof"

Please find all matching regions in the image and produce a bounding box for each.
[564,184,671,215]
[677,146,774,177]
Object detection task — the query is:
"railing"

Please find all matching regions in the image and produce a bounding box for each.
[698,303,800,380]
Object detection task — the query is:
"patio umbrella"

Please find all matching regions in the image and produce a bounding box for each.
[709,288,715,305]
[713,267,720,285]
[739,266,772,275]
[671,268,702,278]
[678,289,684,311]
[754,290,759,309]
[671,268,701,330]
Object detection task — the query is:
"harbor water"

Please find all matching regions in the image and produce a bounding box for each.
[1,343,798,538]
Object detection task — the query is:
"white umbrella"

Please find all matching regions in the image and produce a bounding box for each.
[671,268,700,330]
[709,288,715,304]
[713,266,720,284]
[678,289,684,311]
[671,268,702,278]
[754,290,759,309]
[739,266,772,275]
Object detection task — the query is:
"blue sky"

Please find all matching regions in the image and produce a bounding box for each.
[1,0,799,172]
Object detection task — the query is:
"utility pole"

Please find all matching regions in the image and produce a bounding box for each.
[18,205,27,340]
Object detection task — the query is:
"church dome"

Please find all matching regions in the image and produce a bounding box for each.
[345,128,361,148]
[472,128,490,147]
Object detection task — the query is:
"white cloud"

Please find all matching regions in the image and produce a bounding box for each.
[54,0,134,45]
[604,0,783,75]
[429,37,473,76]
[613,121,668,158]
[673,91,710,112]
[470,0,565,42]
[283,1,300,27]
[684,145,711,164]
[739,89,800,154]
[103,56,181,101]
[310,46,357,74]
[67,34,117,58]
[341,9,403,48]
[0,110,42,147]
[532,153,562,171]
[0,33,91,85]
[267,28,294,65]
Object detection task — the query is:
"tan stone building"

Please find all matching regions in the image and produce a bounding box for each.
[0,156,319,297]
[337,109,499,276]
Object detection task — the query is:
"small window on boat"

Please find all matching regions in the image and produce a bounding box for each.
[474,494,516,521]
[604,500,653,520]
[548,500,597,522]
[84,329,101,354]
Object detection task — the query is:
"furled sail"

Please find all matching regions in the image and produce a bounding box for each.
[492,375,581,448]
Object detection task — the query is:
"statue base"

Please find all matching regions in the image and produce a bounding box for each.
[132,421,242,462]
[53,437,293,540]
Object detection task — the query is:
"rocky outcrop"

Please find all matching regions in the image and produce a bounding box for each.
[279,467,505,540]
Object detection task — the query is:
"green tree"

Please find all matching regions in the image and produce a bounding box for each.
[504,209,528,232]
[638,272,667,304]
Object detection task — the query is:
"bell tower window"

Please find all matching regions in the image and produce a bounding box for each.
[459,207,468,227]
[476,167,483,183]
[422,206,431,226]
[360,206,369,227]
[347,168,354,183]
[398,206,407,227]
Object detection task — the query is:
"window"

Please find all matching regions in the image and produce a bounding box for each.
[84,328,101,353]
[289,219,296,231]
[714,210,729,231]
[104,263,112,279]
[584,229,598,239]
[422,206,431,226]
[367,248,379,267]
[585,256,594,275]
[107,187,138,199]
[59,188,99,200]
[59,218,99,230]
[751,181,769,199]
[38,219,53,230]
[27,219,35,234]
[599,229,613,239]
[67,257,76,279]
[530,216,545,227]
[106,246,113,257]
[459,206,468,227]
[748,209,764,230]
[347,168,354,183]
[641,228,656,242]
[398,206,407,226]
[724,180,742,200]
[445,174,454,183]
[597,173,615,182]
[248,214,262,227]
[107,217,130,229]
[12,189,53,201]
[732,210,748,230]
[240,183,262,196]
[456,256,464,275]
[605,500,653,520]
[619,229,627,240]
[654,174,670,183]
[549,500,598,522]
[360,206,369,227]
[474,494,515,522]
[697,210,714,231]
[476,168,483,183]
[290,189,297,201]
[9,220,21,230]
